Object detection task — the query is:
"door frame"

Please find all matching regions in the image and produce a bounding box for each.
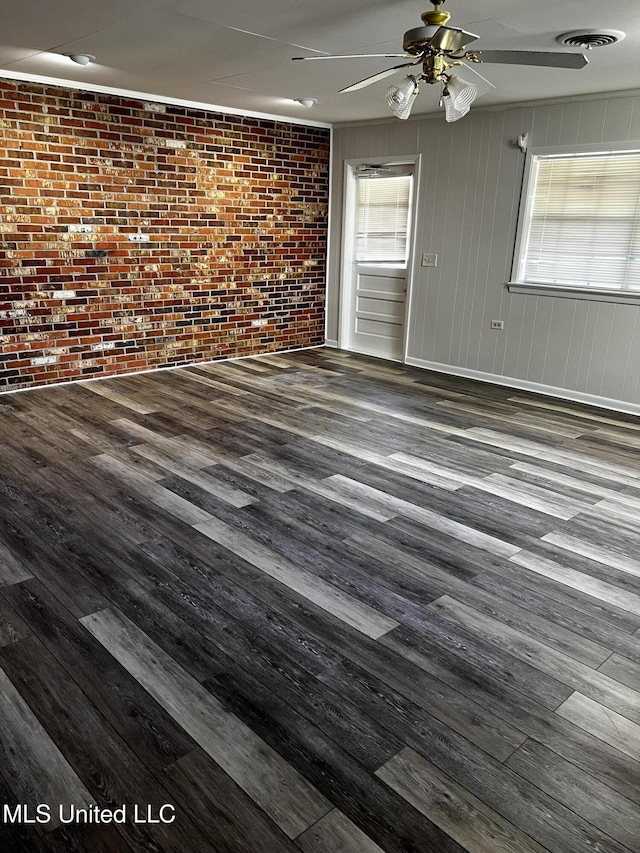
[338,153,422,363]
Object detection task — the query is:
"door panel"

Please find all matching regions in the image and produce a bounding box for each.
[350,266,406,360]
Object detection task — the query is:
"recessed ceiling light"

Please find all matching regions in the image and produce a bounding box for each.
[65,53,96,66]
[292,98,317,108]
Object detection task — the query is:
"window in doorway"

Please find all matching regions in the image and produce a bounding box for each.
[355,167,413,266]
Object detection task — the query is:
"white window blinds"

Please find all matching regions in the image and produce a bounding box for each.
[356,174,412,265]
[519,150,640,291]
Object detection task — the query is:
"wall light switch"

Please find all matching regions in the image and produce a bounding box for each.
[421,253,438,267]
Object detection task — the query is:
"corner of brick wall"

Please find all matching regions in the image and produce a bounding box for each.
[0,80,330,391]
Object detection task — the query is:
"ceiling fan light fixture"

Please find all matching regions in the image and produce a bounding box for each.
[442,74,477,122]
[292,98,317,108]
[65,53,96,66]
[387,75,419,120]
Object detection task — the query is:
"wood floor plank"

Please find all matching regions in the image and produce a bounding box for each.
[539,446,640,483]
[78,380,159,414]
[556,692,640,762]
[0,635,217,851]
[295,808,385,853]
[111,417,223,467]
[4,578,197,773]
[205,660,467,853]
[0,594,31,647]
[0,664,95,831]
[510,549,640,616]
[507,394,640,430]
[324,475,522,559]
[0,491,109,619]
[542,530,640,578]
[348,530,612,668]
[0,541,33,587]
[470,569,640,663]
[428,595,640,723]
[377,747,550,853]
[164,748,302,853]
[246,577,530,762]
[80,606,333,839]
[151,541,345,676]
[429,584,611,668]
[467,472,592,519]
[139,450,256,507]
[598,653,640,690]
[507,460,640,502]
[320,661,632,853]
[193,516,399,639]
[183,497,442,632]
[381,619,574,712]
[92,453,213,525]
[505,739,640,853]
[482,553,640,634]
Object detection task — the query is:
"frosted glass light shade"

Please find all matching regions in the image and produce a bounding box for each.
[443,74,477,122]
[387,76,419,120]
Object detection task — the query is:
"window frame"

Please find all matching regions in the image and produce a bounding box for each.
[508,140,640,304]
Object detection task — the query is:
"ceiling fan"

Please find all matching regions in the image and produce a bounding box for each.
[293,0,588,121]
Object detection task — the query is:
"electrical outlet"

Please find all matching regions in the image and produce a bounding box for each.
[68,224,94,233]
[128,233,151,242]
[491,320,504,330]
[421,253,438,267]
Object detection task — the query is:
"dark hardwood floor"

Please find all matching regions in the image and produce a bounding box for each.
[1,347,640,852]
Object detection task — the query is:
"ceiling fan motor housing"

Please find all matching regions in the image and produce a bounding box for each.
[405,2,453,54]
[403,26,440,54]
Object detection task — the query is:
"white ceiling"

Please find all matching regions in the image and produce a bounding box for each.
[1,0,640,125]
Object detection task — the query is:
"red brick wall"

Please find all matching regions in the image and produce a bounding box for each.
[0,80,329,391]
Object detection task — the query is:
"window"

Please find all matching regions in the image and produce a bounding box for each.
[510,145,640,300]
[355,170,413,266]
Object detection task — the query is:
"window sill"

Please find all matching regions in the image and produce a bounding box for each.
[507,282,640,305]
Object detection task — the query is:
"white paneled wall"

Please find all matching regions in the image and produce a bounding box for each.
[328,92,640,412]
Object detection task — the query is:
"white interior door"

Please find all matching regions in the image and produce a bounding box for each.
[349,265,406,361]
[340,159,417,363]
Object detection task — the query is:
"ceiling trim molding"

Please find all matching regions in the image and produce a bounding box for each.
[0,69,332,129]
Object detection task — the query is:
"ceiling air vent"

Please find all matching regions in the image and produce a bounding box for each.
[557,29,625,49]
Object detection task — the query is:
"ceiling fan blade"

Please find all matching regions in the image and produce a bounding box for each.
[293,53,413,61]
[467,49,588,69]
[456,63,496,99]
[339,61,420,94]
[429,26,478,53]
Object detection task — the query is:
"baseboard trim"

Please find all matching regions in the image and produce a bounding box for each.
[324,339,339,348]
[404,356,640,417]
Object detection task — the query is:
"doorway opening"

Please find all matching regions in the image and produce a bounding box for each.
[339,156,420,361]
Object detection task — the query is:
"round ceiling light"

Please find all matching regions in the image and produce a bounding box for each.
[65,53,96,65]
[556,29,625,49]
